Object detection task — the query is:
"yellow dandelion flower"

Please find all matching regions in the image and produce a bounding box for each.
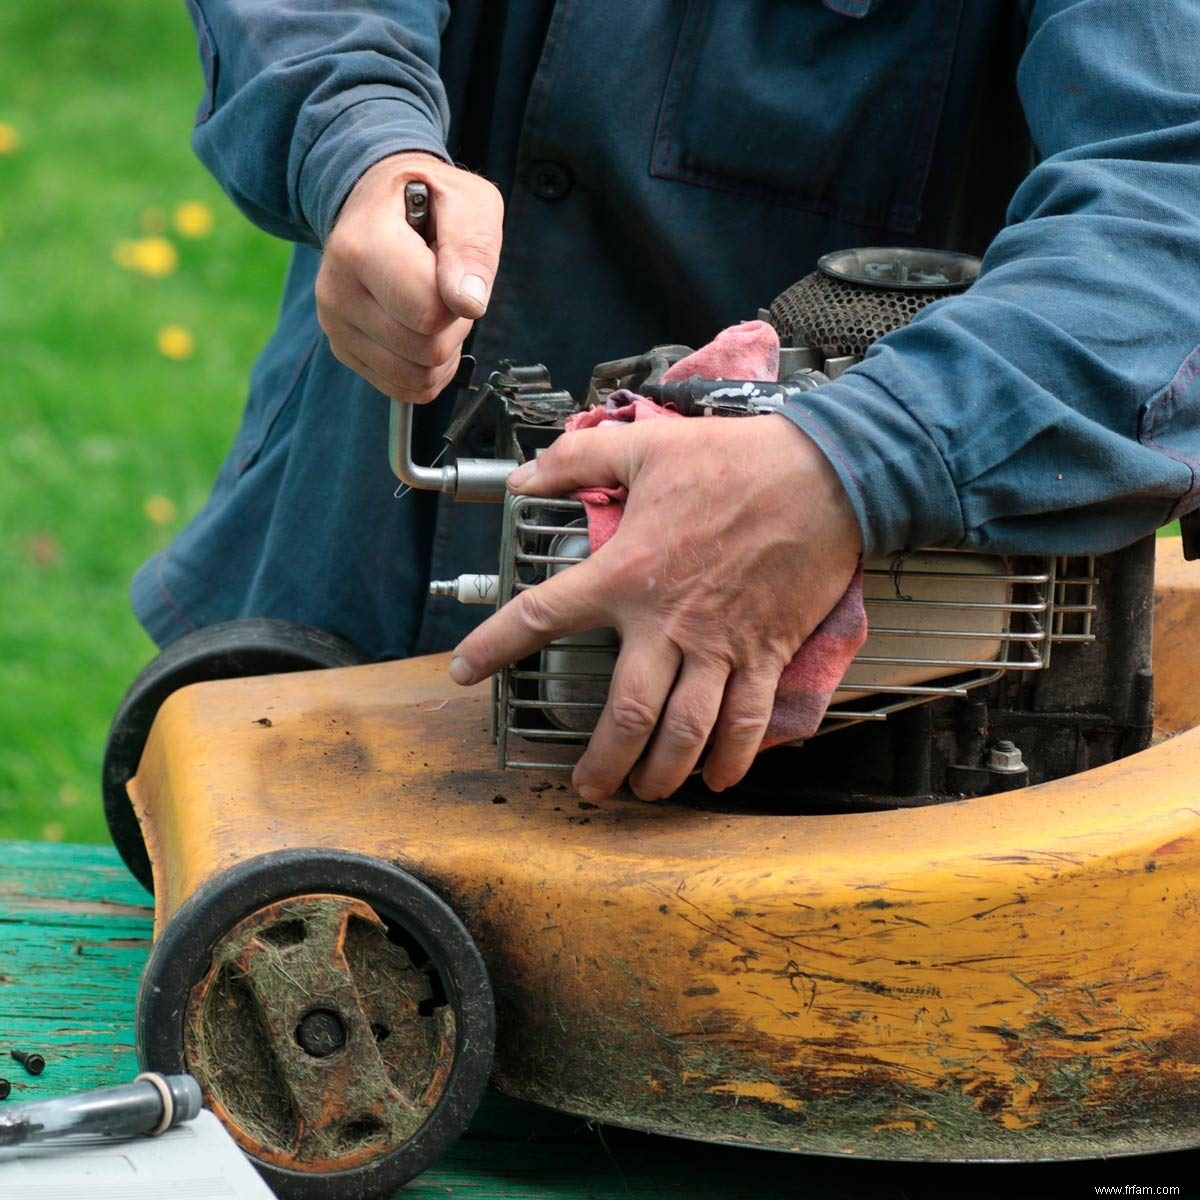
[139,205,169,234]
[0,123,21,154]
[42,821,66,843]
[113,236,178,277]
[156,325,194,361]
[174,200,214,238]
[58,784,80,808]
[144,494,178,525]
[134,236,178,277]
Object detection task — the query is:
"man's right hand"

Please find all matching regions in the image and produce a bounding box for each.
[316,152,504,403]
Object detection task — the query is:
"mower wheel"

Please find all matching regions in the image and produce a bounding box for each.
[103,619,366,892]
[137,850,495,1200]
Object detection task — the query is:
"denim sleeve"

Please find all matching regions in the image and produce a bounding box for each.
[780,0,1200,557]
[184,0,451,246]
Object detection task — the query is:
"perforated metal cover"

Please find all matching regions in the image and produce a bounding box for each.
[494,494,1096,768]
[769,269,947,360]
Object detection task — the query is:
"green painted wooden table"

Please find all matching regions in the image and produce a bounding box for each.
[1,841,1195,1200]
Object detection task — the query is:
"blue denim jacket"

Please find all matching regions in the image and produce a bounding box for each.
[134,0,1200,659]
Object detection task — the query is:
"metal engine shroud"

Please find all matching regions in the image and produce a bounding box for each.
[411,248,1152,810]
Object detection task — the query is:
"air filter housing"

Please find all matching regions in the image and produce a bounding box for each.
[770,246,980,361]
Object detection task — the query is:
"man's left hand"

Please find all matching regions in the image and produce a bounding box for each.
[449,414,863,802]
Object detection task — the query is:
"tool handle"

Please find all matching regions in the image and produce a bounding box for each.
[390,184,514,500]
[404,180,430,235]
[390,180,447,492]
[645,374,827,416]
[0,1073,201,1147]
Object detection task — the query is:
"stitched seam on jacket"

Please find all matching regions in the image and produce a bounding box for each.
[792,410,871,528]
[1142,343,1200,520]
[186,0,218,126]
[847,373,968,548]
[236,332,319,476]
[904,0,959,225]
[154,555,198,636]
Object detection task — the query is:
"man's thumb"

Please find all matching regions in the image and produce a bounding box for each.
[433,184,503,320]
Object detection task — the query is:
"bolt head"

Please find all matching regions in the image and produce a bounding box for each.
[12,1051,44,1076]
[986,742,1025,772]
[295,1009,347,1058]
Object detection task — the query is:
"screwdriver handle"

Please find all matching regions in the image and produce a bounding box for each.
[0,1073,201,1147]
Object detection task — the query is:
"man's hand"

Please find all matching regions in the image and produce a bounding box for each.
[316,152,504,402]
[449,414,863,801]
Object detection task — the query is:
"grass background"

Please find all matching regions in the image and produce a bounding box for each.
[0,2,1182,847]
[0,0,289,842]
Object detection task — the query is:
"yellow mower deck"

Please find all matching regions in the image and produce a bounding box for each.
[129,540,1200,1161]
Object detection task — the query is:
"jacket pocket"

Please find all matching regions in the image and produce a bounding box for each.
[651,0,962,233]
[185,0,218,125]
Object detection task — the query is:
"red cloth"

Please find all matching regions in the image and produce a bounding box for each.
[564,320,867,747]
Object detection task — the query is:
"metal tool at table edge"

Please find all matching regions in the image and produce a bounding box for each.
[0,1073,201,1147]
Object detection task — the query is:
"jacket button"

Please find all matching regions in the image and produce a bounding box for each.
[529,160,572,201]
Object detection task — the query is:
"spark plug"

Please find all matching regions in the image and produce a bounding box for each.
[429,574,501,605]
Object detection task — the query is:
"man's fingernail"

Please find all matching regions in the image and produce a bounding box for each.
[457,273,489,310]
[507,459,537,489]
[448,655,475,684]
[577,784,606,804]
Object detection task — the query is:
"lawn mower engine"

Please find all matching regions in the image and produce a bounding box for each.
[402,247,1152,806]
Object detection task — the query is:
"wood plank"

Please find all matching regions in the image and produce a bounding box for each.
[0,843,150,1103]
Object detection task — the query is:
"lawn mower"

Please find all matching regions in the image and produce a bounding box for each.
[104,249,1200,1199]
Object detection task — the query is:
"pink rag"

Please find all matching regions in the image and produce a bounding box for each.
[564,320,867,747]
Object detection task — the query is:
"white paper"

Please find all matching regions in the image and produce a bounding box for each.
[0,1108,276,1199]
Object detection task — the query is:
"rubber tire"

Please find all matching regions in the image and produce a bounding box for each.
[137,850,495,1200]
[103,619,367,893]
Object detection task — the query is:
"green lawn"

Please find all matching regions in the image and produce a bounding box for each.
[0,4,1185,848]
[0,1,289,842]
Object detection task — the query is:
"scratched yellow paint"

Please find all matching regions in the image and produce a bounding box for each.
[708,1081,804,1111]
[874,1120,934,1134]
[129,539,1200,1160]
